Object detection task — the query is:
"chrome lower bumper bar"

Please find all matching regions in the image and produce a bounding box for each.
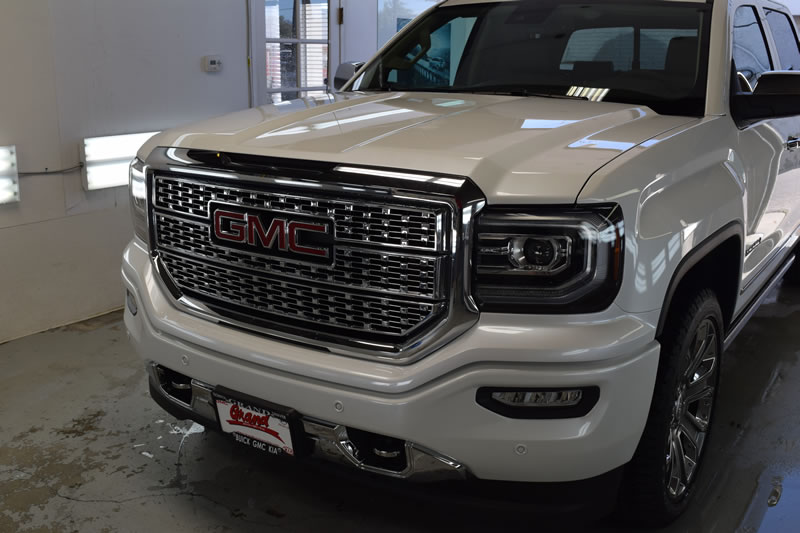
[147,363,467,482]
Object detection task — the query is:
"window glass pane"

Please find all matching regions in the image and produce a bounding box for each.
[265,0,296,39]
[733,6,773,86]
[266,43,297,91]
[765,9,800,70]
[640,29,698,70]
[300,43,328,89]
[561,28,634,72]
[301,0,328,40]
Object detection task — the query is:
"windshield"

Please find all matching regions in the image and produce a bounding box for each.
[347,1,710,116]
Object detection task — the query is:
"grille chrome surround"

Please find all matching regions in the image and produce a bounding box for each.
[143,148,485,364]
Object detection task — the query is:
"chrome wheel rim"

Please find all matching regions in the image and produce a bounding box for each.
[665,317,719,500]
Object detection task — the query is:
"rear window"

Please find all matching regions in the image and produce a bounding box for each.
[561,27,699,72]
[561,27,634,71]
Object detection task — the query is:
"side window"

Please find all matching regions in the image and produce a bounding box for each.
[387,17,477,87]
[733,6,773,88]
[764,9,800,70]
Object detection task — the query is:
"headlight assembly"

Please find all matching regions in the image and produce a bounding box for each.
[473,205,624,313]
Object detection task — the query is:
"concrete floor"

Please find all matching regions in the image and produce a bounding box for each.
[2,282,800,532]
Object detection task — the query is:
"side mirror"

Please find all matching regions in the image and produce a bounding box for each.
[732,71,800,126]
[333,62,365,91]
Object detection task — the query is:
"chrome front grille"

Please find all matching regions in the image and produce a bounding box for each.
[150,171,455,349]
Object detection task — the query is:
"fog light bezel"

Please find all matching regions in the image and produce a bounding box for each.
[126,289,138,316]
[476,386,600,419]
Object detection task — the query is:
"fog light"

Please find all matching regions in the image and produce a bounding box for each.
[491,390,583,407]
[126,290,138,316]
[477,387,600,419]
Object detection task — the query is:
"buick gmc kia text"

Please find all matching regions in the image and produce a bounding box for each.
[122,0,800,525]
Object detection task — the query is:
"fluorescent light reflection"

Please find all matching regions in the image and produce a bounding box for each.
[0,145,20,204]
[86,160,131,190]
[567,86,610,102]
[258,109,412,139]
[83,132,158,190]
[335,166,434,182]
[522,119,579,130]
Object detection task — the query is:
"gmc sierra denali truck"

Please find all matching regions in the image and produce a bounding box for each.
[123,0,800,525]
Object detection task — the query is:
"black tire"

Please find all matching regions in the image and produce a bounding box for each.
[619,289,723,527]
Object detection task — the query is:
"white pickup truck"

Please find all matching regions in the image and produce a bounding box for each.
[123,0,800,525]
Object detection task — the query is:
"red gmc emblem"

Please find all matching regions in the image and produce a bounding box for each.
[209,202,334,265]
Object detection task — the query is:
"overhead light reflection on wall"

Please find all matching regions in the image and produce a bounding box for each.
[82,132,158,190]
[0,146,20,204]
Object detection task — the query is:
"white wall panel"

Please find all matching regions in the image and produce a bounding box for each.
[0,209,133,340]
[341,0,378,63]
[0,0,250,343]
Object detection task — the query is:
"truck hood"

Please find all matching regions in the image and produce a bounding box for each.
[140,92,697,204]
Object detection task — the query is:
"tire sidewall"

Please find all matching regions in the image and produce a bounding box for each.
[657,293,724,516]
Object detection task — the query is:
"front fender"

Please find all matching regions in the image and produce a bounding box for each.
[578,116,744,317]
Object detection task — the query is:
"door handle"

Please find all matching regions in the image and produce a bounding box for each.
[787,136,800,151]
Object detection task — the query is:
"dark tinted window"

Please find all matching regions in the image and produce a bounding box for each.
[733,6,773,86]
[765,9,800,70]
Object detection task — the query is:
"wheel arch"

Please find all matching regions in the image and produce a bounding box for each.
[655,221,744,340]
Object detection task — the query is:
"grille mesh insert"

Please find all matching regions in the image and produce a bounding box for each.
[161,252,442,337]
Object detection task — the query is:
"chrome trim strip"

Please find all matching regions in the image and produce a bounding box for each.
[741,226,800,294]
[301,419,467,481]
[724,253,795,351]
[145,147,486,365]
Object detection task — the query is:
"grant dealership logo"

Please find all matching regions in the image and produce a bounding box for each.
[226,403,284,444]
[209,202,334,265]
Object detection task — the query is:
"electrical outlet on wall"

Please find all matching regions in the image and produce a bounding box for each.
[202,55,223,73]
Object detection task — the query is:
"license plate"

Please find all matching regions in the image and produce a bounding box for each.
[214,390,296,457]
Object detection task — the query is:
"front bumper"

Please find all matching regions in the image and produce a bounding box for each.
[146,363,466,481]
[123,238,661,483]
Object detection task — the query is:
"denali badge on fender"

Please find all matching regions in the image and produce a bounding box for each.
[209,202,335,265]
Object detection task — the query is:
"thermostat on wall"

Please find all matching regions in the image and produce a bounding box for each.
[203,55,223,73]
